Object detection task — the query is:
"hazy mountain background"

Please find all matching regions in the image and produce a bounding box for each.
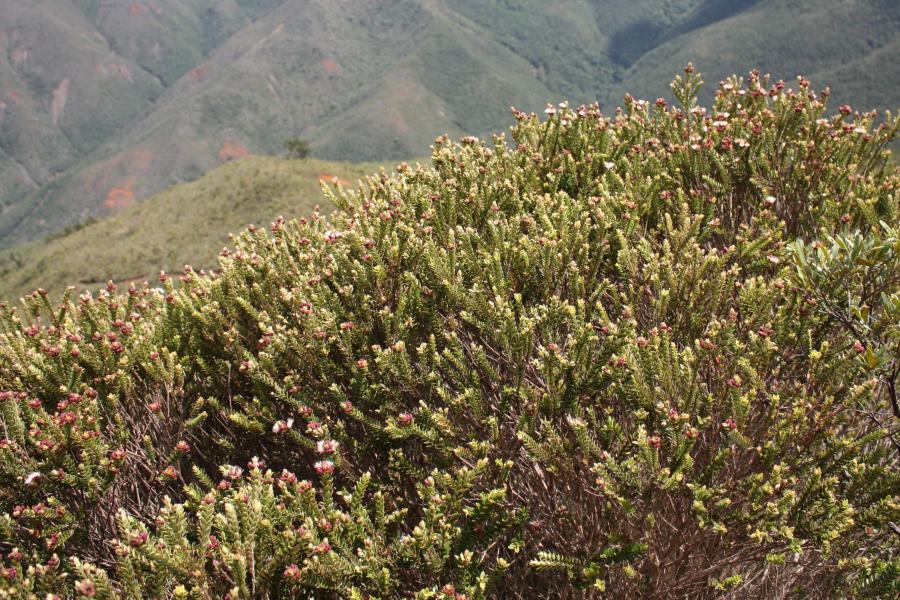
[0,0,898,295]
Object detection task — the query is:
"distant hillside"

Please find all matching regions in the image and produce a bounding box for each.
[1,0,898,247]
[0,155,382,300]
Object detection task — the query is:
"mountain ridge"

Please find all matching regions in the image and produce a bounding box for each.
[1,0,897,248]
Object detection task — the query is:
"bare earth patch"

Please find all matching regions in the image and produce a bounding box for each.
[321,57,342,75]
[105,182,135,209]
[218,139,251,162]
[317,173,352,187]
[51,78,70,126]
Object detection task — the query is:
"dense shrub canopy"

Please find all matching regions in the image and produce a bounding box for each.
[1,69,899,599]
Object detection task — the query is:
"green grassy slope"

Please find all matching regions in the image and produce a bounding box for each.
[614,0,900,109]
[1,0,898,248]
[0,156,383,300]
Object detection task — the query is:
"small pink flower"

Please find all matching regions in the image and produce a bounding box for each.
[853,340,865,353]
[284,563,302,581]
[722,418,738,431]
[75,579,96,597]
[398,412,414,427]
[312,541,332,554]
[839,105,852,115]
[647,435,662,449]
[314,460,334,475]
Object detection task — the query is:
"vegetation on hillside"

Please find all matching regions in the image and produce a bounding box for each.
[0,0,284,238]
[0,69,899,598]
[0,157,382,301]
[2,0,898,247]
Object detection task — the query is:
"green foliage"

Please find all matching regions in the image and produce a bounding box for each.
[283,138,311,160]
[1,70,899,598]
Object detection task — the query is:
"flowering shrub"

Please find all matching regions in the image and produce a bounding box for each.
[1,68,898,598]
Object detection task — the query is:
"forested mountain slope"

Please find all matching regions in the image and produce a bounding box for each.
[0,0,897,247]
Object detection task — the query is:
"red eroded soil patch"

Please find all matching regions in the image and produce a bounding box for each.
[317,173,352,187]
[128,2,147,15]
[105,182,135,209]
[391,115,410,137]
[321,58,342,75]
[187,64,211,83]
[218,139,250,162]
[7,90,22,102]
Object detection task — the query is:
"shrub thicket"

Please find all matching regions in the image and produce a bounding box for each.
[1,68,898,599]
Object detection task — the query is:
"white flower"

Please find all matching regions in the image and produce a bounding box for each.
[272,418,294,434]
[317,439,339,454]
[25,472,42,486]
